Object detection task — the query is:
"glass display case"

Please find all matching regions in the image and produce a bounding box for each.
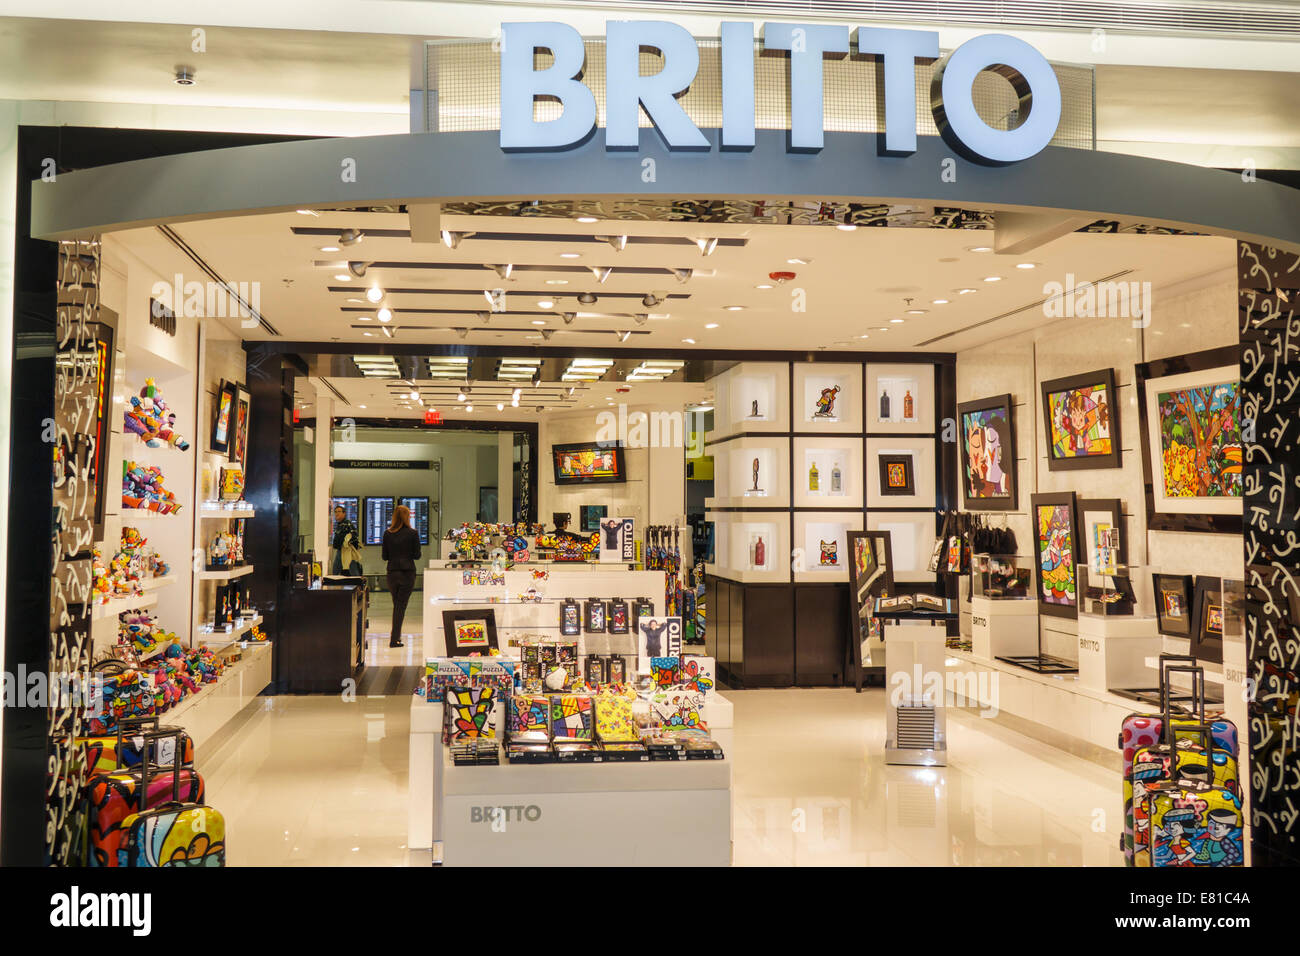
[971,554,1033,599]
[1077,562,1146,617]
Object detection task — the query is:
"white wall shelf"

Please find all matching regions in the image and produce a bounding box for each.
[91,591,158,620]
[197,564,254,581]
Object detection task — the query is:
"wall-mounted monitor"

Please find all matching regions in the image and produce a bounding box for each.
[552,441,627,485]
[363,496,395,546]
[400,496,431,545]
[331,496,359,538]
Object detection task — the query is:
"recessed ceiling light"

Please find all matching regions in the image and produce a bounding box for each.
[362,331,373,336]
[358,316,372,322]
[295,209,317,216]
[319,245,339,253]
[755,283,773,290]
[358,404,366,409]
[334,274,352,282]
[932,298,950,305]
[497,402,505,411]
[787,257,810,265]
[377,308,392,322]
[465,405,473,412]
[956,288,977,295]
[890,318,905,324]
[968,245,993,253]
[724,305,744,311]
[559,252,580,259]
[1016,262,1037,270]
[983,276,1002,282]
[537,299,554,309]
[878,327,888,332]
[705,322,719,329]
[545,279,569,285]
[681,338,696,344]
[905,309,927,315]
[836,223,857,231]
[858,334,870,339]
[366,286,384,303]
[576,215,598,224]
[531,319,546,325]
[346,297,365,304]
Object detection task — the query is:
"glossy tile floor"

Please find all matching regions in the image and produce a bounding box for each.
[202,593,1122,866]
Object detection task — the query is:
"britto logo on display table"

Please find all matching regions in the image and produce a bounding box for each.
[499,21,1061,164]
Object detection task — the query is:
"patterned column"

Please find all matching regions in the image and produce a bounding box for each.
[1238,241,1300,866]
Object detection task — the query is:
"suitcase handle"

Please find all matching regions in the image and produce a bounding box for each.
[114,715,162,770]
[1160,664,1206,736]
[137,728,186,812]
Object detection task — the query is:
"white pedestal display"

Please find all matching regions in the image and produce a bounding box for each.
[1076,616,1162,693]
[884,622,948,766]
[970,597,1038,661]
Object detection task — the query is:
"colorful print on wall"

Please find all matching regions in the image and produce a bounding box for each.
[1031,492,1079,619]
[1136,347,1242,533]
[957,394,1017,510]
[1041,369,1121,471]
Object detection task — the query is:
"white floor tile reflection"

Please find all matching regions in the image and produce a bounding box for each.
[201,678,1123,866]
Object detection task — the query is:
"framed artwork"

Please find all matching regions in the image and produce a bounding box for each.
[1135,346,1241,534]
[552,441,626,484]
[442,608,499,657]
[846,530,895,692]
[877,453,915,497]
[1030,492,1080,619]
[1152,573,1195,638]
[210,380,237,454]
[1191,576,1224,664]
[580,504,607,531]
[231,385,251,468]
[1077,498,1125,576]
[1041,368,1121,471]
[958,394,1017,511]
[90,319,117,540]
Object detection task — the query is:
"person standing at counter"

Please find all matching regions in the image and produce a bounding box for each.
[331,505,362,576]
[382,503,421,648]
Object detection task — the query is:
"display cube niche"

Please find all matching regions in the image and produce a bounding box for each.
[794,436,863,508]
[705,510,789,583]
[795,512,862,583]
[868,511,939,583]
[866,436,936,509]
[867,363,935,434]
[705,436,790,508]
[793,362,863,433]
[712,362,790,438]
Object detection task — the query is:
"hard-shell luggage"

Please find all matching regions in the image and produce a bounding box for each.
[119,729,225,867]
[78,717,195,774]
[1120,656,1238,865]
[1141,726,1245,869]
[85,726,205,867]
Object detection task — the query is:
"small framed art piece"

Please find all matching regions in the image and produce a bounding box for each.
[211,380,237,454]
[1030,492,1080,619]
[958,393,1017,511]
[877,453,916,497]
[1190,576,1224,664]
[1152,572,1195,638]
[442,608,499,657]
[1077,498,1125,576]
[1040,368,1121,471]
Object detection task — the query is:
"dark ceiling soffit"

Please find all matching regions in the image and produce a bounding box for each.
[29,130,1300,254]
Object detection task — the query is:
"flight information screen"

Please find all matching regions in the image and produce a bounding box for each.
[362,496,395,545]
[400,496,430,545]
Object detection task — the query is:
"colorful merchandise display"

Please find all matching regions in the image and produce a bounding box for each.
[122,461,182,514]
[123,378,190,450]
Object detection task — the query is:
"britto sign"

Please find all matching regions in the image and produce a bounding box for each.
[500,21,1062,165]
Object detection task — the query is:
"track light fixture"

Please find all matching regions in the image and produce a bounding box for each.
[531,368,542,387]
[672,268,693,284]
[476,311,491,324]
[560,312,577,325]
[696,237,718,257]
[380,326,394,339]
[599,235,628,251]
[634,313,649,325]
[540,329,555,340]
[617,330,632,342]
[347,261,371,278]
[535,405,545,413]
[577,292,598,305]
[489,263,514,280]
[440,230,474,249]
[641,292,666,308]
[511,388,521,407]
[454,327,468,339]
[591,266,612,284]
[338,229,364,247]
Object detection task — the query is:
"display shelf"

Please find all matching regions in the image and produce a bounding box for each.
[91,590,158,620]
[867,511,938,583]
[703,436,790,508]
[793,436,863,508]
[139,574,177,591]
[199,502,254,518]
[118,508,181,520]
[793,361,863,434]
[709,361,790,439]
[705,509,789,583]
[867,362,935,433]
[197,564,254,581]
[866,436,937,508]
[194,614,263,646]
[160,642,273,749]
[793,511,862,583]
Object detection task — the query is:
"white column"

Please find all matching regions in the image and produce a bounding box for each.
[497,431,514,522]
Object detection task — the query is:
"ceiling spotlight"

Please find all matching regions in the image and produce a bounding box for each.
[600,235,628,251]
[440,230,473,249]
[577,292,598,305]
[489,263,514,279]
[696,237,719,257]
[932,298,950,305]
[347,261,371,278]
[365,286,384,303]
[905,309,927,315]
[511,388,521,407]
[409,391,419,400]
[591,266,612,284]
[672,269,693,284]
[537,299,555,309]
[968,245,993,253]
[334,274,352,282]
[787,257,811,265]
[319,245,339,253]
[705,322,719,329]
[338,229,364,247]
[457,389,467,401]
[535,405,545,413]
[983,276,1003,282]
[295,209,317,217]
[957,288,977,295]
[634,314,649,326]
[560,312,576,325]
[1016,262,1038,270]
[724,305,745,311]
[454,327,468,339]
[617,330,632,342]
[755,283,773,290]
[681,338,696,345]
[545,278,569,285]
[836,223,857,232]
[531,319,546,326]
[476,311,491,325]
[641,292,664,308]
[380,326,394,339]
[559,252,581,259]
[377,308,392,322]
[567,386,576,396]
[890,318,905,324]
[174,65,197,86]
[540,329,555,340]
[497,402,505,411]
[465,404,473,412]
[576,215,598,224]
[531,368,542,387]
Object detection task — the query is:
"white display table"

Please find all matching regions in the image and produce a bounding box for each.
[1076,615,1162,693]
[970,596,1038,662]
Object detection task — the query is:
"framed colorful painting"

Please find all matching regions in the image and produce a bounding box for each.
[877,453,916,497]
[231,385,251,468]
[1077,498,1126,576]
[442,608,499,657]
[1152,572,1194,638]
[957,394,1017,511]
[1040,368,1121,471]
[1030,492,1080,619]
[210,379,237,455]
[1135,346,1241,534]
[1190,576,1224,664]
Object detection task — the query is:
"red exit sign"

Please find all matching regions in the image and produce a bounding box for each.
[424,409,443,425]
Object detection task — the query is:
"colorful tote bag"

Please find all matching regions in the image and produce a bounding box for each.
[595,694,637,742]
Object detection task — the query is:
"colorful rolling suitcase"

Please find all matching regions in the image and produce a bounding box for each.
[119,729,225,867]
[1144,772,1245,867]
[1120,658,1238,865]
[85,728,205,867]
[78,717,195,774]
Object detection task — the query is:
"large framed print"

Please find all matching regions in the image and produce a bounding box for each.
[442,608,499,657]
[1152,572,1195,638]
[231,385,251,468]
[1135,346,1241,534]
[958,393,1017,511]
[1077,498,1125,575]
[846,530,894,692]
[552,441,627,485]
[210,379,237,454]
[90,319,117,540]
[1031,492,1080,619]
[1040,368,1121,471]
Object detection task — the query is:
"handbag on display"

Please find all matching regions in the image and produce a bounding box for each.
[928,512,952,573]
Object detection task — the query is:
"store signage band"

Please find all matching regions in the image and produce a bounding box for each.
[500,21,1061,164]
[330,459,431,470]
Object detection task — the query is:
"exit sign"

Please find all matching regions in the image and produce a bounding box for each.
[424,409,443,425]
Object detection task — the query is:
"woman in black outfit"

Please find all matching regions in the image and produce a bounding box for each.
[381,504,421,648]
